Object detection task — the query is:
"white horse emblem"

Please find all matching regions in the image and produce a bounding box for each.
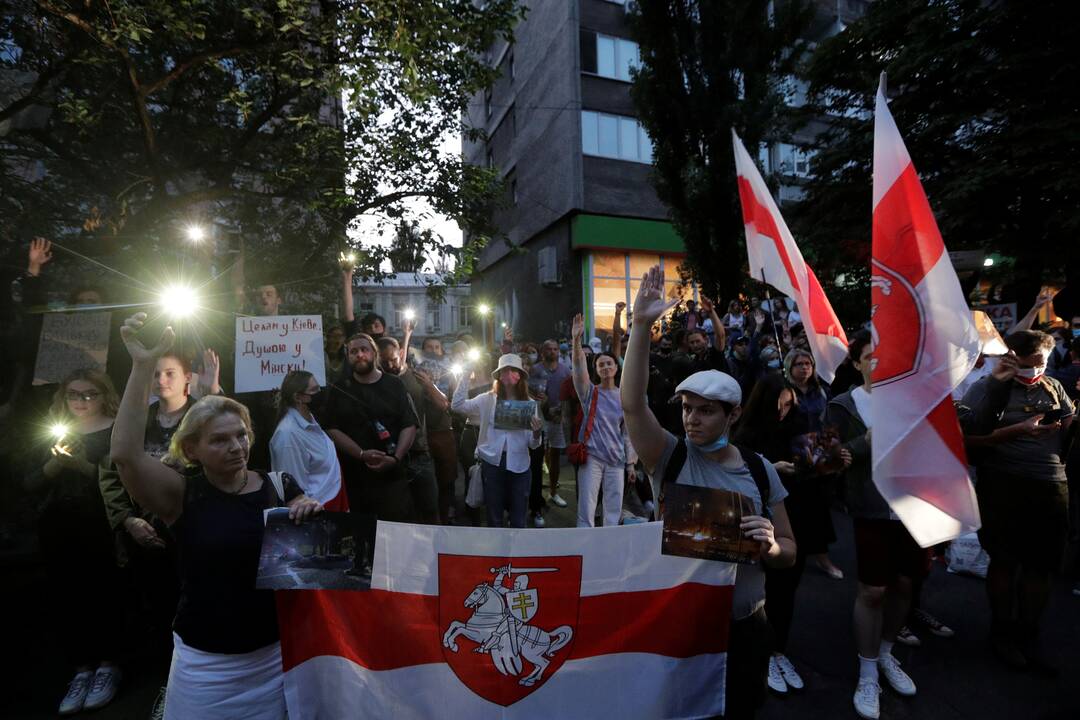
[442,564,574,686]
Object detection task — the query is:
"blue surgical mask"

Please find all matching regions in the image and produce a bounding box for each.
[690,433,730,452]
[1072,329,1080,339]
[767,359,781,369]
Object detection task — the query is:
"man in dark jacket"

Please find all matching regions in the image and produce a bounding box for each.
[826,332,922,720]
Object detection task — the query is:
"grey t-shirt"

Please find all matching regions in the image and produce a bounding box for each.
[960,376,1075,482]
[651,432,789,620]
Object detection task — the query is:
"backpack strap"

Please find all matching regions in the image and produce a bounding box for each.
[734,444,772,520]
[659,437,689,500]
[580,386,600,444]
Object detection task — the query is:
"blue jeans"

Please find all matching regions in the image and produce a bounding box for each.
[481,456,531,528]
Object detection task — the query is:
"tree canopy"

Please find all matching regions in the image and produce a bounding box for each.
[626,0,813,304]
[793,0,1080,317]
[1,0,522,298]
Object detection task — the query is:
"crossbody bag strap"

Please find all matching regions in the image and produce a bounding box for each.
[581,386,600,444]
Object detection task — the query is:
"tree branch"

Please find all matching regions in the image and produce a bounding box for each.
[143,46,254,97]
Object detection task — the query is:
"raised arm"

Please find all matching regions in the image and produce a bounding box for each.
[701,297,726,352]
[570,313,593,401]
[400,317,415,367]
[415,368,449,412]
[621,266,678,472]
[612,302,626,359]
[110,314,185,524]
[341,265,355,323]
[451,370,486,419]
[1008,291,1055,334]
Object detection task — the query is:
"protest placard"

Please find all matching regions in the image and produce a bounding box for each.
[975,302,1017,332]
[235,315,326,393]
[33,311,111,385]
[661,484,760,564]
[493,400,537,431]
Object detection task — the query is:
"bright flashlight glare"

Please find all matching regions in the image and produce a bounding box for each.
[404,308,416,321]
[186,225,206,243]
[501,322,508,328]
[477,304,490,315]
[159,284,199,318]
[467,348,481,362]
[983,257,994,267]
[450,363,463,376]
[50,423,69,440]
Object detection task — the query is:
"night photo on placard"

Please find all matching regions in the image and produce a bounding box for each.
[2,1,1077,718]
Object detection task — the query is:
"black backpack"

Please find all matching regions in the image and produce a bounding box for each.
[659,439,772,519]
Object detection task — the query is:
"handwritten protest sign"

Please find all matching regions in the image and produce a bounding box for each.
[235,315,326,393]
[33,312,111,385]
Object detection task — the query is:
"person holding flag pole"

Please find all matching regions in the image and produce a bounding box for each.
[861,72,982,720]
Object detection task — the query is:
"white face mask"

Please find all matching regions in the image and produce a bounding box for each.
[1015,366,1044,385]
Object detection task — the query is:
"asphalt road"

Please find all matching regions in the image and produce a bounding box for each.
[4,463,1077,719]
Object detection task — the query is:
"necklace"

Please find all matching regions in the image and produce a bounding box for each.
[231,473,249,495]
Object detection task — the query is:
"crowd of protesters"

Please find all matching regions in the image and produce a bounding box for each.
[1,238,1078,720]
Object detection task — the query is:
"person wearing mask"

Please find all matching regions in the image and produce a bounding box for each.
[570,313,634,527]
[783,349,842,581]
[727,335,756,400]
[28,369,124,715]
[376,337,441,524]
[339,262,387,340]
[414,335,459,524]
[960,329,1076,671]
[321,333,418,521]
[110,313,322,719]
[622,266,795,720]
[529,339,573,510]
[270,370,348,510]
[452,354,543,528]
[827,332,921,720]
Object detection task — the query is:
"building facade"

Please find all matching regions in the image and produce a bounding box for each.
[351,272,473,342]
[463,0,869,344]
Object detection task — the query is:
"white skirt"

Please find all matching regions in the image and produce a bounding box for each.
[164,633,287,720]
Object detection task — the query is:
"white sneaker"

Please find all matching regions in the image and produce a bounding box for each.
[550,494,568,508]
[59,670,93,715]
[853,677,881,719]
[767,656,788,694]
[775,653,804,690]
[533,513,546,528]
[878,653,916,696]
[83,664,122,710]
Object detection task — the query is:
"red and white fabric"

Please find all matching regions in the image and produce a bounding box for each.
[278,522,735,719]
[732,130,850,383]
[870,74,981,547]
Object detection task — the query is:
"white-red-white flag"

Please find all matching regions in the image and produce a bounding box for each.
[278,522,735,719]
[871,73,981,547]
[732,131,849,383]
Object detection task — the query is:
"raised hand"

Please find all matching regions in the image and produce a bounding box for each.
[202,348,220,384]
[28,237,53,276]
[699,296,715,315]
[571,313,585,341]
[120,312,175,365]
[631,265,678,325]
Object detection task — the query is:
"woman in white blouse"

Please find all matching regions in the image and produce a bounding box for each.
[452,354,543,527]
[270,371,349,510]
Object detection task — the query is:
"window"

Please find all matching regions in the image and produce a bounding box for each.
[459,305,472,327]
[776,143,814,178]
[359,302,374,313]
[427,302,442,332]
[580,31,640,82]
[508,49,515,81]
[484,89,492,121]
[581,111,654,164]
[486,148,494,169]
[510,178,518,205]
[392,305,405,330]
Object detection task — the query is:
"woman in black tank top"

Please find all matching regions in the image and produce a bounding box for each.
[108,313,322,719]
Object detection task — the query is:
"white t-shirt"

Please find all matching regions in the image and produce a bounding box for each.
[852,386,871,428]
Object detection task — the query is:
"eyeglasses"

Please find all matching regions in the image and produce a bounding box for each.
[65,390,102,402]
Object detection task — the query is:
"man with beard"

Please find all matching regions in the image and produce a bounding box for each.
[527,339,573,508]
[321,334,418,520]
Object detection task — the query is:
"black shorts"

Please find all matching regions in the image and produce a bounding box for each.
[853,518,930,587]
[975,470,1069,573]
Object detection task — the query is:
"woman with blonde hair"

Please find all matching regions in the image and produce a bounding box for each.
[30,369,126,715]
[451,353,543,528]
[109,313,322,719]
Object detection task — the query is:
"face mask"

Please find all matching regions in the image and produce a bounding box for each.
[767,359,781,369]
[527,353,538,363]
[1072,329,1080,339]
[687,416,732,452]
[1014,366,1044,385]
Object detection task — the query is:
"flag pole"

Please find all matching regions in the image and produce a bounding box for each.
[760,267,784,353]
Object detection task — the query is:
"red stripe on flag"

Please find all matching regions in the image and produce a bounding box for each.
[278,583,732,673]
[737,177,801,293]
[805,266,849,343]
[925,397,969,467]
[872,164,945,289]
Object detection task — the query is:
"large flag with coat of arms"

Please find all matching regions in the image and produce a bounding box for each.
[277,521,735,719]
